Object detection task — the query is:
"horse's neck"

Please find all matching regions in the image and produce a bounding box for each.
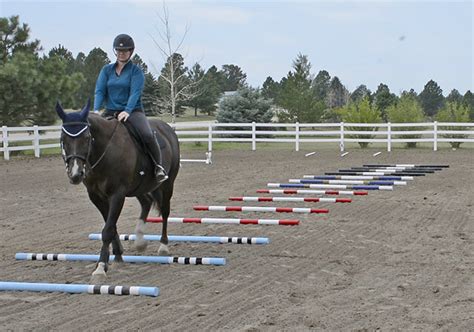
[89,115,116,140]
[88,115,122,156]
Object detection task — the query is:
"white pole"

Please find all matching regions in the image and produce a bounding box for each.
[2,126,9,160]
[433,121,438,151]
[33,125,40,158]
[339,122,345,152]
[252,122,256,151]
[207,123,213,153]
[295,122,300,152]
[387,122,392,152]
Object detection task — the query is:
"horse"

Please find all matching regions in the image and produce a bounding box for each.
[55,100,180,280]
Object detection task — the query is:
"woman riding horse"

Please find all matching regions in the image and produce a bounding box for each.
[94,33,167,183]
[55,34,180,281]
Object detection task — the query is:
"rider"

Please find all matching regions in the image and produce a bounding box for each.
[93,33,167,184]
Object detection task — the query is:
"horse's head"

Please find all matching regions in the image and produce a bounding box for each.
[56,100,92,184]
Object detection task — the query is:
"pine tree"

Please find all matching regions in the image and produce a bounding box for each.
[419,80,444,118]
[373,83,397,121]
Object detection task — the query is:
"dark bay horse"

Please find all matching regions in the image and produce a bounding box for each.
[56,100,180,280]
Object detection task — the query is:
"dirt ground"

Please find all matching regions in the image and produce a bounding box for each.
[0,149,472,331]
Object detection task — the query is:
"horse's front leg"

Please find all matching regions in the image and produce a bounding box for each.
[88,191,124,262]
[92,193,126,278]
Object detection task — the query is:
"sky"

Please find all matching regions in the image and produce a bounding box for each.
[1,0,473,95]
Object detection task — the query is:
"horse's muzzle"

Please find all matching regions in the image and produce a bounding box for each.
[67,158,86,184]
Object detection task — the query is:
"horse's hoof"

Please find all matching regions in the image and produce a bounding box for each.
[92,262,107,276]
[113,255,124,263]
[90,274,106,285]
[158,244,170,256]
[134,239,148,252]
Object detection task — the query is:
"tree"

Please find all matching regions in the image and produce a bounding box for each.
[220,64,247,91]
[419,79,444,118]
[34,55,84,124]
[197,65,224,116]
[336,96,382,148]
[0,17,82,126]
[0,52,83,126]
[80,47,109,107]
[312,70,331,102]
[275,54,324,122]
[156,52,189,117]
[0,15,41,64]
[186,62,206,116]
[446,89,463,104]
[48,44,75,73]
[216,87,273,124]
[326,76,349,109]
[373,83,397,121]
[436,101,470,148]
[350,84,371,103]
[387,94,425,148]
[150,3,202,123]
[401,88,418,99]
[261,76,280,101]
[0,53,39,125]
[462,90,474,120]
[133,54,160,115]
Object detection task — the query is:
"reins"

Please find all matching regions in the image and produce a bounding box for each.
[89,120,120,170]
[61,119,120,172]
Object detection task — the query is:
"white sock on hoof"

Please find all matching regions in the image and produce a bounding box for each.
[92,262,106,276]
[158,244,169,256]
[134,219,148,251]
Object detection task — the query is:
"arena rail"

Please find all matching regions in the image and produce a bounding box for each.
[1,121,473,160]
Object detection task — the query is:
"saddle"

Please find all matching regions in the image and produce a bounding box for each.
[102,112,166,151]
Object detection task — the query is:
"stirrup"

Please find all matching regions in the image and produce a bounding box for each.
[155,164,168,183]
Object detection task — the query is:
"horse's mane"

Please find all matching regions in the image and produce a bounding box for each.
[88,113,119,132]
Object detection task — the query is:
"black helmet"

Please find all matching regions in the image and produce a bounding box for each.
[113,34,135,51]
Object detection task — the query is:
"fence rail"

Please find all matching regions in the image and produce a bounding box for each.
[1,121,474,160]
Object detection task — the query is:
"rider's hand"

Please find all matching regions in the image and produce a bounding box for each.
[118,111,130,122]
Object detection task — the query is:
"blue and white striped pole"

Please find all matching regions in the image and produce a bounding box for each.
[88,234,269,244]
[15,253,226,266]
[0,281,159,297]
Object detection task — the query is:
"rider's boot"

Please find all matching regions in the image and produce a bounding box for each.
[148,134,168,185]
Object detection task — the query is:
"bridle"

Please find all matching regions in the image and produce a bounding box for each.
[61,120,120,174]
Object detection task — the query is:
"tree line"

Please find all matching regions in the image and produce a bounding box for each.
[1,15,473,127]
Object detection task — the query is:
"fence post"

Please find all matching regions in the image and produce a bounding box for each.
[208,123,213,153]
[387,122,392,152]
[2,126,9,160]
[339,122,345,152]
[295,122,300,152]
[33,125,40,158]
[433,121,438,151]
[251,122,256,151]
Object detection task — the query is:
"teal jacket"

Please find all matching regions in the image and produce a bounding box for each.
[94,61,145,113]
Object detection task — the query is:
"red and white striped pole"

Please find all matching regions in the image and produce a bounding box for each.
[146,217,299,226]
[229,196,351,203]
[193,205,329,214]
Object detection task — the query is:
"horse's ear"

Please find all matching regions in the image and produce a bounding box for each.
[56,101,66,121]
[80,99,91,119]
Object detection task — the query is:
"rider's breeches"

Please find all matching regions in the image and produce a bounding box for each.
[128,110,162,165]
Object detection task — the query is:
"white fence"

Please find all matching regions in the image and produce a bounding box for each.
[1,121,474,160]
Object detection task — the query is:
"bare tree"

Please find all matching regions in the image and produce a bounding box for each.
[150,2,203,123]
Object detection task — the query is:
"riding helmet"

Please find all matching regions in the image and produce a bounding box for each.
[113,34,135,51]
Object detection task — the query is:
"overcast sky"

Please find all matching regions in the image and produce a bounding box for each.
[2,0,473,95]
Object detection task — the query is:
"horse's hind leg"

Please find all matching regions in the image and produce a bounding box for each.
[151,186,172,256]
[134,194,153,252]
